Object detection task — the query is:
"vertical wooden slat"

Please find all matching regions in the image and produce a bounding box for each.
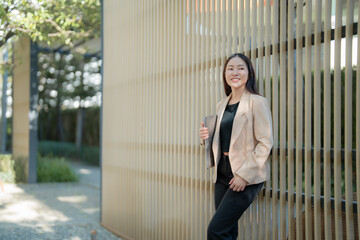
[127,1,132,235]
[200,1,206,238]
[149,2,155,239]
[272,1,279,239]
[279,0,286,239]
[194,0,199,237]
[357,1,360,236]
[323,0,332,239]
[189,1,195,238]
[215,0,220,103]
[210,0,216,227]
[238,0,244,53]
[227,0,232,56]
[181,1,187,239]
[196,0,201,237]
[165,1,170,237]
[209,1,215,234]
[287,0,295,239]
[166,2,171,238]
[157,1,163,239]
[314,0,322,239]
[257,2,265,238]
[233,0,238,53]
[170,0,175,238]
[222,0,226,60]
[152,2,157,238]
[334,0,343,238]
[139,0,143,229]
[251,0,257,62]
[175,1,181,238]
[141,1,146,238]
[244,0,250,55]
[344,0,355,239]
[258,0,264,95]
[295,0,304,239]
[130,1,135,235]
[250,4,258,238]
[155,2,160,239]
[264,0,271,239]
[304,0,312,238]
[171,0,176,238]
[161,1,166,238]
[144,1,149,232]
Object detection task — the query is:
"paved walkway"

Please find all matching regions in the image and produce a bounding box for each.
[0,162,122,240]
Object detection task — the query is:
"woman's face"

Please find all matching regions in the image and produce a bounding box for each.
[225,56,249,91]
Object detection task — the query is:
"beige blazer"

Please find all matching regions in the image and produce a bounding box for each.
[211,90,273,184]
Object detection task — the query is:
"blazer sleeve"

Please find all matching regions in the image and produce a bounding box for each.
[235,97,273,183]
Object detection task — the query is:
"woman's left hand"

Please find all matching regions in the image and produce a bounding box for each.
[229,174,248,192]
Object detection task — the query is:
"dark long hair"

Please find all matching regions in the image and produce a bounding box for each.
[222,53,259,96]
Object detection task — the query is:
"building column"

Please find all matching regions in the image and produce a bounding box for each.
[0,47,8,153]
[13,37,38,183]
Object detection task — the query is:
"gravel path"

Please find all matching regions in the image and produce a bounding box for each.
[0,163,122,240]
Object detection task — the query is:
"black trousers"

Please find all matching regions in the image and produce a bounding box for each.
[207,155,264,240]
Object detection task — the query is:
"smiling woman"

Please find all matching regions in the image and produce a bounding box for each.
[199,53,273,240]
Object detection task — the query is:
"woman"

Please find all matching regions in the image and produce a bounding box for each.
[199,53,273,240]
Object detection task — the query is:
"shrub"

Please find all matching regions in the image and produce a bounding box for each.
[38,140,100,166]
[38,141,77,159]
[0,154,16,183]
[13,156,28,183]
[78,145,100,166]
[37,155,78,183]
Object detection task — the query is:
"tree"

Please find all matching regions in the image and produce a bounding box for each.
[1,0,101,148]
[0,0,101,48]
[37,52,101,145]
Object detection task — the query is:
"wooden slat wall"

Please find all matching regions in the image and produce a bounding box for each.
[102,0,359,239]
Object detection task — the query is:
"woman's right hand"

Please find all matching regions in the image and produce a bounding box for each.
[199,122,209,140]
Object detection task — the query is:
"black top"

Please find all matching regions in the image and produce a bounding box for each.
[219,102,239,152]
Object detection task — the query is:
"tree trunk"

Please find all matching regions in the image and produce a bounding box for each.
[56,104,65,141]
[76,107,85,148]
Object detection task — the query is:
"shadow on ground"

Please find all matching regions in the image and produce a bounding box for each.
[0,162,121,240]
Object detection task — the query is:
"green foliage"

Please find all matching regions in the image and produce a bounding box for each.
[37,155,78,183]
[0,154,15,183]
[13,156,28,183]
[39,107,100,145]
[37,52,101,143]
[39,140,100,166]
[0,154,79,183]
[78,145,100,166]
[0,155,29,183]
[0,0,101,48]
[38,53,101,112]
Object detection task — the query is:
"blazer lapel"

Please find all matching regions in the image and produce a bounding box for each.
[229,91,250,148]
